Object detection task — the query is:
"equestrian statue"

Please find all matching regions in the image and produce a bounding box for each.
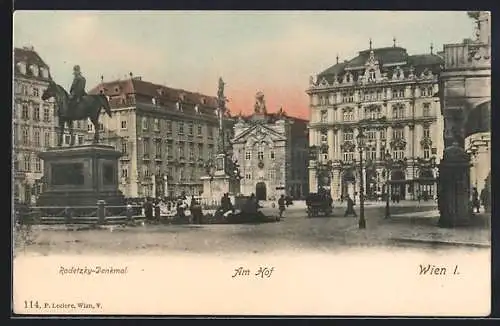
[41,65,112,146]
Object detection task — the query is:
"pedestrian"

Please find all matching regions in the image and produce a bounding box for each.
[471,187,480,213]
[344,195,357,217]
[143,197,153,221]
[154,199,161,222]
[278,194,286,219]
[480,187,490,213]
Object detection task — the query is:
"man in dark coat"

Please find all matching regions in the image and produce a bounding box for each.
[69,65,87,109]
[344,195,357,217]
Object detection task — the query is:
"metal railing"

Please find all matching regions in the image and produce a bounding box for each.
[14,201,144,226]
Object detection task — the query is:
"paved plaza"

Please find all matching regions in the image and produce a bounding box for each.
[14,202,490,256]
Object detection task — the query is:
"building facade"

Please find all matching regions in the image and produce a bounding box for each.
[232,93,309,200]
[89,76,234,198]
[440,11,491,194]
[307,43,444,201]
[13,46,86,204]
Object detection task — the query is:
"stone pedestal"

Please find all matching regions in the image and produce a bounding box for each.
[438,143,472,227]
[37,145,125,207]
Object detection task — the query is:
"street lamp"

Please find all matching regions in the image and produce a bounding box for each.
[384,151,393,219]
[356,130,367,229]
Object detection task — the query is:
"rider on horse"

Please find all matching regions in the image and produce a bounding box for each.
[69,65,87,110]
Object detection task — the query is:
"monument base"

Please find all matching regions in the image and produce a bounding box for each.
[37,145,125,207]
[201,173,240,204]
[437,143,473,228]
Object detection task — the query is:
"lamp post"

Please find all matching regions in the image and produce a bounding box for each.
[384,151,393,219]
[356,130,367,229]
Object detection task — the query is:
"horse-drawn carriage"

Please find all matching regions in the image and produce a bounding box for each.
[305,192,334,217]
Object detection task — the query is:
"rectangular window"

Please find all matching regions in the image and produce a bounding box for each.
[24,155,31,172]
[423,103,431,117]
[423,126,430,138]
[188,122,194,135]
[245,151,251,160]
[198,144,203,158]
[22,127,29,145]
[44,132,50,147]
[155,140,162,158]
[367,148,377,160]
[121,120,127,129]
[33,129,40,147]
[33,103,40,121]
[87,123,94,132]
[78,135,84,145]
[320,110,328,123]
[245,173,252,180]
[197,124,202,135]
[366,130,376,140]
[189,143,195,160]
[32,88,39,97]
[423,147,430,159]
[393,150,405,160]
[207,127,213,138]
[393,128,404,140]
[64,134,71,145]
[142,117,148,130]
[22,103,29,120]
[343,131,354,141]
[121,167,128,178]
[258,151,264,160]
[343,151,354,162]
[167,143,173,159]
[320,131,328,143]
[154,119,160,132]
[143,139,150,157]
[34,157,41,172]
[380,129,386,140]
[166,120,172,134]
[268,170,275,181]
[270,151,275,160]
[178,122,184,134]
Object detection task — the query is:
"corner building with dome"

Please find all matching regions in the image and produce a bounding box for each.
[307,42,445,201]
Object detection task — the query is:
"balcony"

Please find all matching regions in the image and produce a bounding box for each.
[443,41,490,70]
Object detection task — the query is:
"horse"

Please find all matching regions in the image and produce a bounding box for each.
[41,81,112,146]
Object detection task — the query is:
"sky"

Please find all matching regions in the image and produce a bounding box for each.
[13,11,475,119]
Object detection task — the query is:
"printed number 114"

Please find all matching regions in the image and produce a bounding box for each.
[24,300,40,309]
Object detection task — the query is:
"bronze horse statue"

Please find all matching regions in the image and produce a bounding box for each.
[41,81,112,146]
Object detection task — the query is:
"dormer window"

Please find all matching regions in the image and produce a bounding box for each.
[30,65,39,77]
[17,62,26,74]
[200,98,206,105]
[40,67,49,78]
[369,69,376,81]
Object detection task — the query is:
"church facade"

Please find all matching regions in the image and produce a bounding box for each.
[307,41,445,201]
[231,93,309,200]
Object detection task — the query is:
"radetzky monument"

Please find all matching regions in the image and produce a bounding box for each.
[37,66,125,206]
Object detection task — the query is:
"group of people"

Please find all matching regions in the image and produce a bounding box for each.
[471,187,491,213]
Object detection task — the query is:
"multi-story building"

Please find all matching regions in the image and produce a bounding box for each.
[440,11,491,194]
[307,42,444,201]
[88,76,234,198]
[232,93,309,200]
[13,46,86,204]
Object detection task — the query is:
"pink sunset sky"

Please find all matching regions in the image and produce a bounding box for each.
[13,11,475,119]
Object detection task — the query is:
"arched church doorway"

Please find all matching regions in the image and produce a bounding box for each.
[341,169,356,200]
[255,182,267,201]
[390,170,406,199]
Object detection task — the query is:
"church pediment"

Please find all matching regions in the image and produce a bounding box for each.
[232,123,287,144]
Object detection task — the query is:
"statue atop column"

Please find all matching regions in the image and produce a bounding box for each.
[254,91,267,115]
[216,77,227,154]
